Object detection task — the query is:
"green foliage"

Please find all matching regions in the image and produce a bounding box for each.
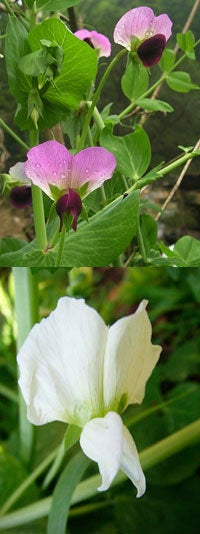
[0,191,139,266]
[5,17,97,130]
[100,126,151,181]
[121,60,149,101]
[166,71,199,92]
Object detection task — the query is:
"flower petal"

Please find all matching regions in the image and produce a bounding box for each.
[151,14,173,41]
[103,300,162,411]
[114,7,172,50]
[24,141,73,197]
[71,147,116,194]
[113,7,155,49]
[121,425,146,498]
[80,412,123,491]
[75,29,111,57]
[9,162,31,185]
[9,186,32,209]
[137,34,166,67]
[17,297,108,427]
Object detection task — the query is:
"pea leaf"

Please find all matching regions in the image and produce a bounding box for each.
[166,71,199,93]
[100,125,151,181]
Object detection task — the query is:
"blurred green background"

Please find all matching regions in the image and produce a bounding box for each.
[0,266,199,533]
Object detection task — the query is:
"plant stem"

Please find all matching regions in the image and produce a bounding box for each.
[55,225,66,267]
[12,268,39,465]
[29,129,48,250]
[0,117,29,151]
[118,46,195,120]
[0,447,58,517]
[77,49,127,151]
[126,147,200,193]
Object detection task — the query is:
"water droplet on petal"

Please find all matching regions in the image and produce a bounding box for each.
[53,171,57,177]
[85,169,89,173]
[35,163,41,168]
[58,163,63,168]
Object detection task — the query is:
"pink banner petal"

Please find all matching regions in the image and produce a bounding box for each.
[24,141,73,197]
[71,147,117,193]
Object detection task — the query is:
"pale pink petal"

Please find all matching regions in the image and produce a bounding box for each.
[114,7,155,49]
[75,29,111,57]
[71,147,116,194]
[151,14,173,41]
[24,140,73,197]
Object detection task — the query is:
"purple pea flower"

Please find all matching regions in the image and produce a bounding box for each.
[114,6,173,67]
[75,29,111,58]
[20,140,116,231]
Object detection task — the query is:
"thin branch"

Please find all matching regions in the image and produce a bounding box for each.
[155,139,200,221]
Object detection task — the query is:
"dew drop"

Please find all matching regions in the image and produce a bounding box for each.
[35,163,41,168]
[58,163,63,168]
[53,171,57,177]
[85,168,89,173]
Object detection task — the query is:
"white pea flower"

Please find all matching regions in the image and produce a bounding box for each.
[17,297,162,497]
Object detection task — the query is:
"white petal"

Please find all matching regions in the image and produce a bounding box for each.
[103,300,162,411]
[121,425,146,498]
[80,412,123,491]
[17,297,108,427]
[9,162,31,185]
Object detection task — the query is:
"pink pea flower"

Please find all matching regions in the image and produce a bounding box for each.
[75,29,111,58]
[114,6,173,67]
[13,141,116,231]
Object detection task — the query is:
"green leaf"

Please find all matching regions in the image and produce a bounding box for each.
[28,18,97,110]
[140,214,158,252]
[36,0,80,10]
[176,31,196,59]
[43,425,81,490]
[100,125,151,181]
[158,48,175,72]
[18,49,56,77]
[0,191,139,266]
[5,17,31,103]
[173,236,200,266]
[121,60,149,101]
[136,98,173,113]
[166,71,199,93]
[47,450,89,534]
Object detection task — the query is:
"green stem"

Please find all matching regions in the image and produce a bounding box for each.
[77,49,127,151]
[137,220,147,263]
[13,268,39,465]
[0,447,58,517]
[0,384,18,403]
[3,0,15,16]
[0,419,199,529]
[31,185,48,250]
[118,47,193,120]
[29,129,47,250]
[55,225,66,267]
[0,117,29,152]
[127,148,199,193]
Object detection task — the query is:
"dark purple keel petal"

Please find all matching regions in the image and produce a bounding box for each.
[9,186,32,209]
[137,34,166,67]
[84,37,95,49]
[56,189,82,232]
